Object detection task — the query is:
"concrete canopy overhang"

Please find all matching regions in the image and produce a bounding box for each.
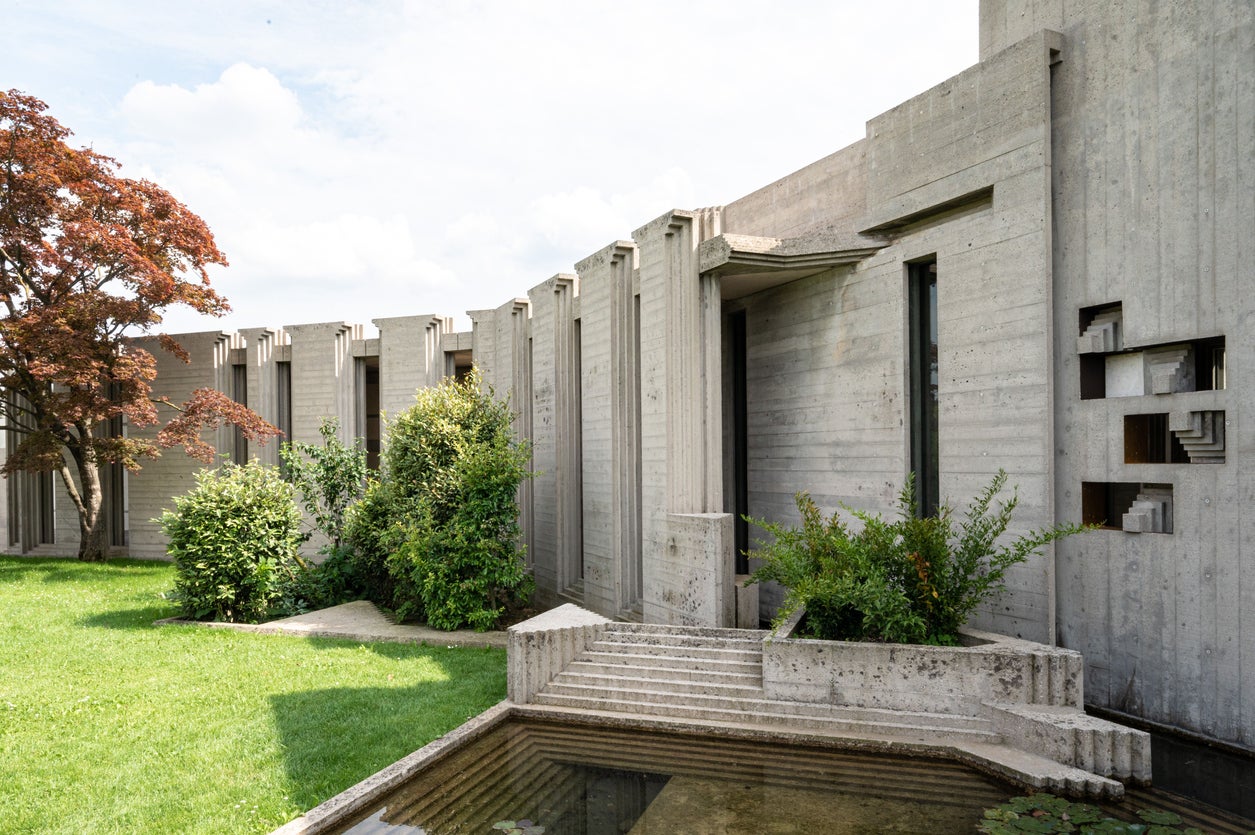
[698,232,887,300]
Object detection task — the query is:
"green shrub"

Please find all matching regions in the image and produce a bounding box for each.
[748,471,1088,644]
[160,460,303,623]
[343,478,420,616]
[279,416,370,552]
[356,370,533,629]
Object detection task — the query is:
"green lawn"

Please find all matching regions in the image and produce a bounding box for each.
[0,557,507,834]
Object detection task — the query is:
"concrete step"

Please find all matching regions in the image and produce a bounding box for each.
[567,657,763,686]
[537,681,992,729]
[555,579,585,608]
[552,669,766,697]
[604,622,765,643]
[532,689,1000,745]
[985,702,1152,782]
[586,638,762,663]
[578,648,763,676]
[957,741,1124,799]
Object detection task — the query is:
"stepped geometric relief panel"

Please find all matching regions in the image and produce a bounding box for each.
[1169,410,1225,464]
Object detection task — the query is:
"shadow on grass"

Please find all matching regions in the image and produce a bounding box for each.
[0,556,171,584]
[270,641,506,812]
[79,601,180,630]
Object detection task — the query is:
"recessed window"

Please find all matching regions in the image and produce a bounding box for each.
[1082,481,1173,533]
[908,259,939,517]
[1124,414,1189,463]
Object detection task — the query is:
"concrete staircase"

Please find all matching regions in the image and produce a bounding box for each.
[511,615,1149,798]
[532,623,998,746]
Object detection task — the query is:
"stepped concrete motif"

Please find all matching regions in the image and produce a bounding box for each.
[1170,410,1226,463]
[508,604,1150,799]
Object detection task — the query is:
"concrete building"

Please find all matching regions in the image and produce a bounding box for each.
[3,0,1251,753]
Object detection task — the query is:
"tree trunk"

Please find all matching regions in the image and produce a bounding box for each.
[76,456,106,562]
[59,433,109,562]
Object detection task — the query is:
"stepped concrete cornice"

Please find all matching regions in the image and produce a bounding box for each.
[507,604,1151,800]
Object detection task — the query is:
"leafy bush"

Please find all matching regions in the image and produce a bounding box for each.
[748,471,1087,644]
[279,416,370,552]
[160,460,303,623]
[346,370,533,629]
[342,478,420,616]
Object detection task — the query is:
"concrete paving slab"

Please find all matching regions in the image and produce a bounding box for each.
[157,600,508,649]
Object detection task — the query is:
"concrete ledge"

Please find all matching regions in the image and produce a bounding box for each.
[506,703,1125,799]
[762,609,1082,714]
[269,700,1124,835]
[985,702,1151,784]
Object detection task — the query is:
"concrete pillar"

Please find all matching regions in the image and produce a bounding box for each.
[284,321,362,448]
[527,274,581,600]
[238,327,286,467]
[633,208,735,626]
[576,241,642,618]
[372,314,453,417]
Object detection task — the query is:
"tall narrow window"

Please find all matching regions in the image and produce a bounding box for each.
[629,293,643,607]
[358,357,380,471]
[231,364,248,464]
[103,387,126,548]
[38,470,55,544]
[909,259,939,517]
[276,361,292,474]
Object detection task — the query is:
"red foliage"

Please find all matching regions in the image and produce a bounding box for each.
[0,90,279,559]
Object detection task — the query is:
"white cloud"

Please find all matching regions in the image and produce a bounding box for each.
[529,167,697,252]
[4,1,980,335]
[122,64,301,146]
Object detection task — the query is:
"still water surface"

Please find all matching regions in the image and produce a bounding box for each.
[336,719,1016,834]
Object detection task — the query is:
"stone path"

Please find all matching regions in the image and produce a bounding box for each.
[161,600,508,649]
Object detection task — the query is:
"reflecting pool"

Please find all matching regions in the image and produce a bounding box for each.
[335,719,1015,834]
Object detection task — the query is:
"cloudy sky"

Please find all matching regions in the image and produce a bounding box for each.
[5,1,977,335]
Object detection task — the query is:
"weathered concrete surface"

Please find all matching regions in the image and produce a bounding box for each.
[508,604,1147,797]
[762,611,1082,715]
[507,602,610,704]
[1040,0,1255,751]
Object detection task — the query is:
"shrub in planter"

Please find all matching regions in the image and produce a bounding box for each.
[160,460,303,623]
[748,471,1087,645]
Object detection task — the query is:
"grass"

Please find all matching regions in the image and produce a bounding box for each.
[0,557,507,834]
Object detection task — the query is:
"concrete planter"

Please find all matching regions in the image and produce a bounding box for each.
[762,608,1083,716]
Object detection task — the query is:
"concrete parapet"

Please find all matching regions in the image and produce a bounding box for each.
[507,603,611,704]
[762,610,1083,715]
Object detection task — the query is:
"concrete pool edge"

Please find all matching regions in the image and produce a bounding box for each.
[268,700,1111,835]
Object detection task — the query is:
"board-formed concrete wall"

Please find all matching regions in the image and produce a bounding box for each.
[1036,0,1254,749]
[4,0,1249,753]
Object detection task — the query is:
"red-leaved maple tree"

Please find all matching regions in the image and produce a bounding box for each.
[0,89,279,561]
